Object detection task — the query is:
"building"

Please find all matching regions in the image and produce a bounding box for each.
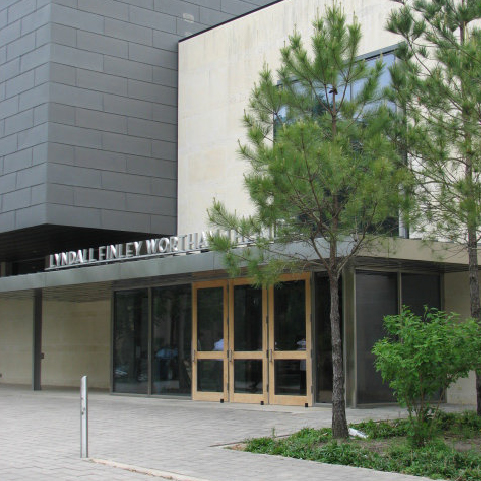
[0,0,476,406]
[0,0,273,275]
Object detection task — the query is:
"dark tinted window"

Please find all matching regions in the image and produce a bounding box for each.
[356,271,397,403]
[152,285,192,395]
[113,289,149,394]
[402,274,441,315]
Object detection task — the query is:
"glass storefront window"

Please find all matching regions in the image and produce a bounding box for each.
[356,271,397,404]
[314,274,341,403]
[356,271,442,404]
[402,273,441,315]
[152,285,192,395]
[113,289,148,394]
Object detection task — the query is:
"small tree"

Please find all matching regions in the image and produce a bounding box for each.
[373,307,481,446]
[208,5,411,439]
[386,0,481,413]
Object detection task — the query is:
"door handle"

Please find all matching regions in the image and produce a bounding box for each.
[228,349,233,362]
[192,349,196,362]
[268,348,273,362]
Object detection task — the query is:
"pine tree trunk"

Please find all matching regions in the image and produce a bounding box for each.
[467,228,481,415]
[329,274,349,439]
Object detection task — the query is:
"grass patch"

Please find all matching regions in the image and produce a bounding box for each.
[243,412,481,480]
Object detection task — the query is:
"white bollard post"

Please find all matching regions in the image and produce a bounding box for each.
[80,375,88,458]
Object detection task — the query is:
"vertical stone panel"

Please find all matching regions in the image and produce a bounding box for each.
[0,296,34,385]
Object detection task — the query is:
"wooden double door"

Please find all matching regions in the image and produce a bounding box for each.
[192,273,312,405]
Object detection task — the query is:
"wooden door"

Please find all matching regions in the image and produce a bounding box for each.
[268,273,312,406]
[228,279,268,404]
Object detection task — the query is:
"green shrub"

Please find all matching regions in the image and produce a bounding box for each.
[372,308,481,446]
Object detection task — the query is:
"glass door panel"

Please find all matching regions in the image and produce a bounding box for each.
[269,274,312,406]
[233,360,263,394]
[229,280,267,403]
[234,284,263,351]
[274,280,306,350]
[197,360,224,392]
[197,286,224,351]
[192,281,228,401]
[274,360,307,396]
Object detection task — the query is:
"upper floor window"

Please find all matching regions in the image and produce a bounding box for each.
[274,49,396,133]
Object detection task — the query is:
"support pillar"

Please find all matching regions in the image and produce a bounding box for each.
[342,266,357,407]
[33,289,43,391]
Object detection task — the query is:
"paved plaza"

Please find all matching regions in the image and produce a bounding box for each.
[0,384,459,481]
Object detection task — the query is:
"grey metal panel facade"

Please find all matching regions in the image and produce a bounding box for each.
[0,0,50,233]
[0,0,273,241]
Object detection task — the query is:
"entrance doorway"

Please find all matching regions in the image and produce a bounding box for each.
[192,273,312,405]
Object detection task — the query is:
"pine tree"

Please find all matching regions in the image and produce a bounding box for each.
[386,0,481,413]
[208,5,410,438]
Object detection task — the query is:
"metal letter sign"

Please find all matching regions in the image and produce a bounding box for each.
[46,230,257,271]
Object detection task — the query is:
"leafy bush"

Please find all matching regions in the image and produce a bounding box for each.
[372,308,481,446]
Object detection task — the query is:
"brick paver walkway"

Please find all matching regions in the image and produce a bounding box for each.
[1,385,461,481]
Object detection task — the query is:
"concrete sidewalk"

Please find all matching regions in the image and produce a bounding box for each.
[0,385,461,481]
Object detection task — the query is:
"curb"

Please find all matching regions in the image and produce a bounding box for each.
[87,458,212,481]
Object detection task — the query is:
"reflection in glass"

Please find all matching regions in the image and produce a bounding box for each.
[197,360,224,392]
[234,360,263,394]
[402,273,442,401]
[152,285,192,395]
[315,274,341,403]
[234,285,262,351]
[197,287,224,351]
[402,274,440,316]
[274,280,306,351]
[274,360,306,395]
[356,271,397,403]
[352,53,395,110]
[113,289,148,394]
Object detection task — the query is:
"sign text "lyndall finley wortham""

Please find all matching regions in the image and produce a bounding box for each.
[47,232,213,269]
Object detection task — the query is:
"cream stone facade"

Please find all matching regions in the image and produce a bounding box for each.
[0,296,110,389]
[0,297,33,385]
[444,271,477,404]
[42,299,111,389]
[178,0,398,234]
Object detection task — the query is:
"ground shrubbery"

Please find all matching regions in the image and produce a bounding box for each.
[373,308,481,447]
[243,307,481,480]
[244,413,481,480]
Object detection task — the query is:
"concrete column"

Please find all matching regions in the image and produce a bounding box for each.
[342,266,357,407]
[33,289,43,391]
